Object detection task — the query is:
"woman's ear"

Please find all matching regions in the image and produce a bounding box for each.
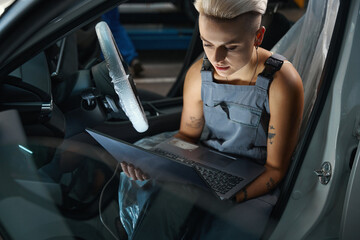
[254,26,266,47]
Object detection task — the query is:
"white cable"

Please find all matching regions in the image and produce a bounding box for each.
[99,162,121,240]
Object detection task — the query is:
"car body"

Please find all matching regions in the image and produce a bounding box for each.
[0,0,359,239]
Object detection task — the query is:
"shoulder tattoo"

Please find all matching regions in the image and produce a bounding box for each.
[186,116,204,129]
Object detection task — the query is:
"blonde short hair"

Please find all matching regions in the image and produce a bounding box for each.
[194,0,267,19]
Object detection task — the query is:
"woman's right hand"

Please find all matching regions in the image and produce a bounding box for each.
[120,162,149,181]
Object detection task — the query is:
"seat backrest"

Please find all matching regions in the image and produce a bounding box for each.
[262,0,341,238]
[271,0,340,133]
[2,51,65,139]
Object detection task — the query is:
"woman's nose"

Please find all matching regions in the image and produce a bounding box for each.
[213,47,227,63]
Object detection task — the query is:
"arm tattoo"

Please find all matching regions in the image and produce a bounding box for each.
[268,125,276,144]
[185,116,204,129]
[242,188,248,201]
[266,177,276,191]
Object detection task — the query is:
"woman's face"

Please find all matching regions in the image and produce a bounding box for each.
[199,13,260,78]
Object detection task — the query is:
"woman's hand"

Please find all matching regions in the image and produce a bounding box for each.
[120,162,149,181]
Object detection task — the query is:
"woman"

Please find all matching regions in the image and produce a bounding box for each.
[176,0,304,203]
[121,0,304,238]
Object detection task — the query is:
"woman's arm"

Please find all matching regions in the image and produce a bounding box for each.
[174,58,205,143]
[122,59,204,180]
[235,62,304,202]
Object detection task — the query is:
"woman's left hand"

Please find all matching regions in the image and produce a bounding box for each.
[120,162,149,181]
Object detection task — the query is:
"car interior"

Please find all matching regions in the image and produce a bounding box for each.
[0,0,346,239]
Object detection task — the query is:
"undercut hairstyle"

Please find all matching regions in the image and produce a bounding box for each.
[194,0,268,19]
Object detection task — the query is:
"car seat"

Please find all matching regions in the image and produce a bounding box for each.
[261,0,341,238]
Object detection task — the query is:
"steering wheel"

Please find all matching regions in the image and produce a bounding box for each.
[95,21,148,133]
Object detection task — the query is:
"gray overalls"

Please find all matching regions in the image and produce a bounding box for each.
[191,53,286,240]
[122,54,287,240]
[201,53,286,165]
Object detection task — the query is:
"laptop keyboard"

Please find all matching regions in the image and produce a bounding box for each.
[194,165,244,194]
[153,148,244,194]
[153,148,195,165]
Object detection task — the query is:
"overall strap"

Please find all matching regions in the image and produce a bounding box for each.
[201,54,213,83]
[256,53,286,91]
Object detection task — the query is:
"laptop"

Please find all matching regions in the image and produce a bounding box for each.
[86,128,265,200]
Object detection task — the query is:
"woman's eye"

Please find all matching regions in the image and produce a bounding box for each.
[226,46,237,51]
